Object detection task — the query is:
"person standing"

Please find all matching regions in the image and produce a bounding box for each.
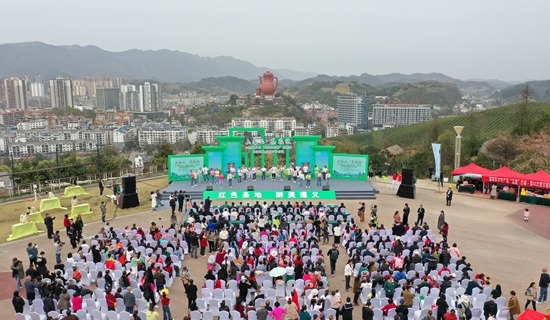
[11,258,24,291]
[436,294,449,320]
[538,268,550,303]
[12,291,25,314]
[26,242,38,267]
[340,297,354,320]
[328,245,339,277]
[524,208,530,222]
[151,191,158,211]
[416,205,425,225]
[508,291,521,320]
[177,191,185,213]
[160,290,173,320]
[525,282,537,311]
[402,203,410,226]
[358,202,366,223]
[344,260,353,292]
[333,223,342,246]
[43,212,56,239]
[362,300,374,320]
[185,279,198,309]
[169,194,176,214]
[123,286,136,313]
[100,202,107,223]
[99,180,105,197]
[437,211,446,232]
[145,303,160,320]
[446,187,453,206]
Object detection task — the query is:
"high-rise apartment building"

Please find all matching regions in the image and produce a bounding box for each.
[120,85,140,111]
[139,82,160,112]
[29,82,45,97]
[96,88,120,110]
[49,78,74,108]
[370,103,432,128]
[3,77,28,109]
[337,96,369,129]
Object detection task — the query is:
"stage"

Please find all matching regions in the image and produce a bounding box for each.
[161,178,377,201]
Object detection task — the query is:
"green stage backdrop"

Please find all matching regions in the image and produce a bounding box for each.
[331,154,369,180]
[168,154,205,181]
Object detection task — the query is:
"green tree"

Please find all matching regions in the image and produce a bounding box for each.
[152,143,175,166]
[190,143,206,154]
[228,94,239,105]
[513,85,533,136]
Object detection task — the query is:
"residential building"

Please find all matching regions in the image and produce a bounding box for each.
[49,78,74,108]
[196,129,229,144]
[3,77,28,109]
[0,109,24,126]
[29,82,45,97]
[231,117,296,132]
[120,85,140,111]
[16,119,47,130]
[337,95,368,129]
[370,103,432,128]
[113,125,137,148]
[138,123,187,146]
[139,82,160,112]
[96,88,121,110]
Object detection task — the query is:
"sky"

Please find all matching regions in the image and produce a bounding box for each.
[2,0,550,81]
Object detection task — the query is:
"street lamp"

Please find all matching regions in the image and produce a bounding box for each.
[454,126,464,169]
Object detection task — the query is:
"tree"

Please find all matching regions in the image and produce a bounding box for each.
[228,94,239,106]
[190,143,205,154]
[513,85,533,136]
[480,135,520,166]
[152,143,175,166]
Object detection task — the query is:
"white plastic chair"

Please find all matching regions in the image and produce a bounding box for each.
[191,310,203,320]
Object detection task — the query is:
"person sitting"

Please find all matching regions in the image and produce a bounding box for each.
[381,298,397,316]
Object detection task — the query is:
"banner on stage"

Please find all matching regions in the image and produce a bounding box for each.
[331,154,369,180]
[203,190,336,200]
[168,154,206,181]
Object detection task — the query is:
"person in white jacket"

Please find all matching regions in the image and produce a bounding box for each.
[344,260,354,292]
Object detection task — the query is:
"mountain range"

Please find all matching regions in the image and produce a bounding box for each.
[2,42,550,103]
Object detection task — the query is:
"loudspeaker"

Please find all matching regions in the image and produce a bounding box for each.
[119,193,140,209]
[397,184,416,199]
[322,186,330,191]
[122,176,136,194]
[284,186,291,191]
[401,168,414,185]
[206,186,213,191]
[247,186,254,191]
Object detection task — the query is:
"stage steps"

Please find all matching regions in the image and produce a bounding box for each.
[161,190,203,201]
[335,190,377,200]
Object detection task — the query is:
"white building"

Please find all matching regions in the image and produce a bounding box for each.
[17,119,47,130]
[138,123,188,146]
[231,117,296,132]
[3,77,28,109]
[113,126,137,148]
[30,82,45,97]
[370,103,432,128]
[337,96,368,129]
[120,85,140,111]
[139,82,160,112]
[49,78,74,108]
[196,129,229,144]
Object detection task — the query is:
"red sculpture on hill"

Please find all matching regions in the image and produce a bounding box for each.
[256,71,278,97]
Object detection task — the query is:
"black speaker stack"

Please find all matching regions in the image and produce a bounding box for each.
[397,168,416,199]
[120,176,140,209]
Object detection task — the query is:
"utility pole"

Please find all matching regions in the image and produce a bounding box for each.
[96,135,101,181]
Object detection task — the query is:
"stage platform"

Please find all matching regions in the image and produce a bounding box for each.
[161,178,377,201]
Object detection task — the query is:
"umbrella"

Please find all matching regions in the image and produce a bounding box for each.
[269,267,287,277]
[517,309,547,320]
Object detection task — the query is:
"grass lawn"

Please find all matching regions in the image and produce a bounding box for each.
[0,177,170,244]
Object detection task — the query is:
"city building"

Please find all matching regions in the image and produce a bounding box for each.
[29,82,45,97]
[337,95,369,129]
[3,77,28,109]
[0,109,24,126]
[138,123,187,146]
[113,125,137,149]
[196,129,229,144]
[139,82,160,112]
[370,103,432,128]
[231,117,296,132]
[96,88,121,110]
[120,85,140,111]
[49,78,74,108]
[16,119,47,130]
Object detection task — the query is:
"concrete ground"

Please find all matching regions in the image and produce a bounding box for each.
[1,179,549,319]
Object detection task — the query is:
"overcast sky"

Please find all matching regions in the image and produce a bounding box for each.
[2,0,549,81]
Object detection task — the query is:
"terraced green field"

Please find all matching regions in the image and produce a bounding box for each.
[335,103,550,151]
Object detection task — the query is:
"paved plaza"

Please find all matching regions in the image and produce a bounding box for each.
[1,179,549,319]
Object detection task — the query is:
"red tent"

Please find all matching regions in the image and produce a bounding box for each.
[481,166,526,185]
[517,309,547,320]
[451,163,491,176]
[520,170,550,189]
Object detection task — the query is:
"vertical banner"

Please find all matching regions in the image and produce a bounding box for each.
[431,143,441,178]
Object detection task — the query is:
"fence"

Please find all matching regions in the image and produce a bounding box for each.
[0,163,168,200]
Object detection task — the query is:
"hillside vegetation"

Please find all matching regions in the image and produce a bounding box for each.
[329,103,550,177]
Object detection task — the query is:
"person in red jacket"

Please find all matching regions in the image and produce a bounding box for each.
[443,309,457,320]
[105,288,116,311]
[63,214,71,236]
[381,299,397,316]
[200,234,208,256]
